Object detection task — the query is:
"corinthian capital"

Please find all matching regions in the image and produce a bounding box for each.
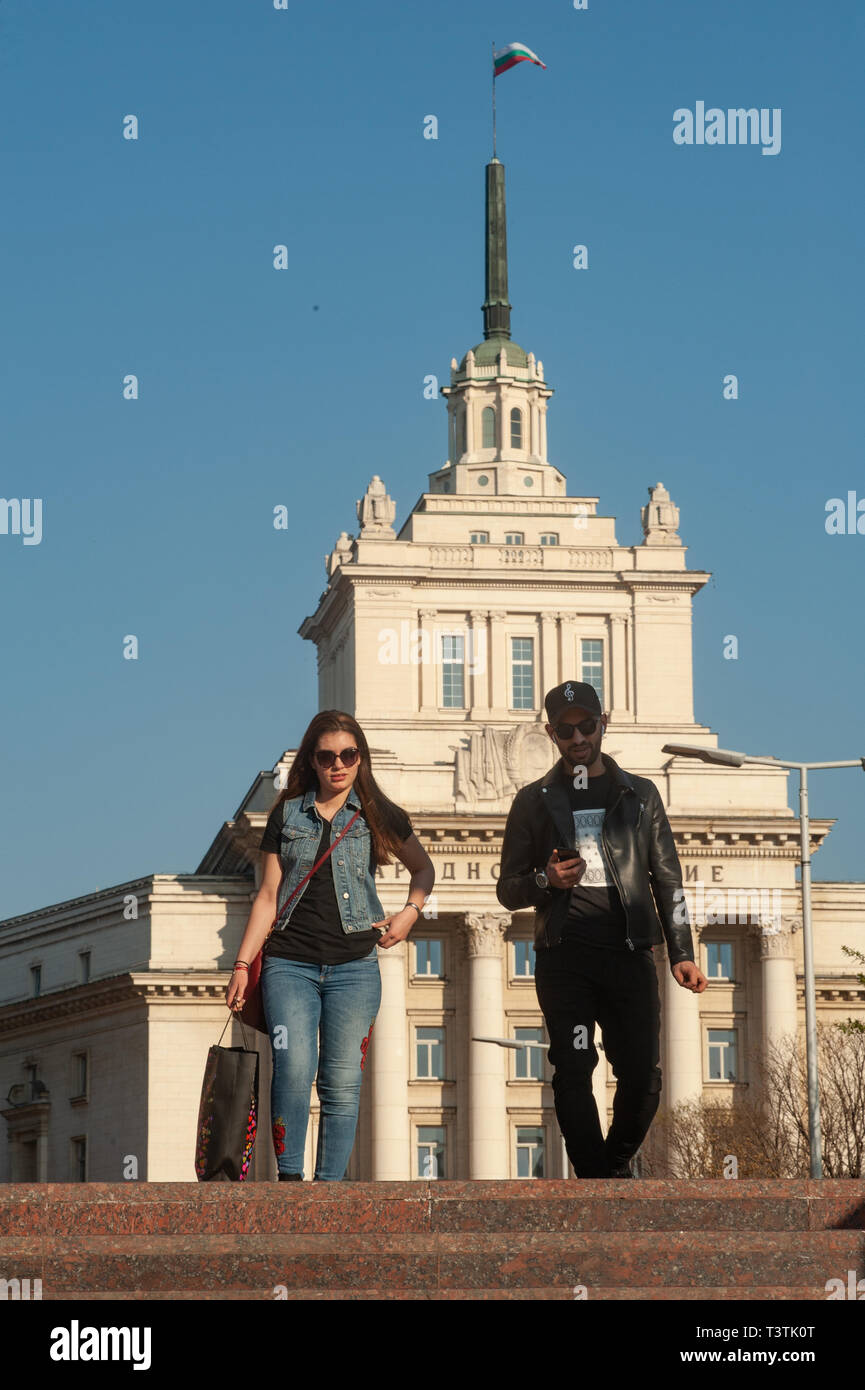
[459,912,511,958]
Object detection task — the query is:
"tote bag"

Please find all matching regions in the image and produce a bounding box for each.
[194,1013,259,1182]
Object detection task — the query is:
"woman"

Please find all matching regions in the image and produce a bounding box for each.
[226,711,434,1182]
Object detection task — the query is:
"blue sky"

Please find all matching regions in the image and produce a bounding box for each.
[1,0,863,918]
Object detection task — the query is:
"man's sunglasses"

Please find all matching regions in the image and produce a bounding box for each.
[313,746,360,769]
[554,716,602,739]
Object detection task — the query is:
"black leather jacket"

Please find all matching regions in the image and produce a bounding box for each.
[496,753,695,966]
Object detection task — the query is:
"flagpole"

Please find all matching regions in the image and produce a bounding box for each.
[492,40,497,159]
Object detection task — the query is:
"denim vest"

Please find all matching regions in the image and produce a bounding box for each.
[273,786,386,935]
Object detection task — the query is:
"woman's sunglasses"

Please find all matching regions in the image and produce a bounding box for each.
[554,716,601,739]
[313,746,360,769]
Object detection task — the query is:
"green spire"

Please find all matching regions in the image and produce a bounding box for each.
[481,158,511,339]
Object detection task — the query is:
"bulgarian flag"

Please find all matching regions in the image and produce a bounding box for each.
[493,42,546,77]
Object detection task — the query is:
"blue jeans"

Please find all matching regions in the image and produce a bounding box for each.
[261,951,381,1180]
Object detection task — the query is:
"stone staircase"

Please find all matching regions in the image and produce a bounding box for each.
[2,1180,863,1300]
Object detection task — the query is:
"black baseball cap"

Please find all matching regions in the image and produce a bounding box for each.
[544,681,602,723]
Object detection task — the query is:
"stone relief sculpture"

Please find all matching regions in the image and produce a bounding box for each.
[454,721,558,805]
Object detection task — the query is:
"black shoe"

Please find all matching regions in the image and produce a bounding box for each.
[278,1172,303,1181]
[608,1161,635,1178]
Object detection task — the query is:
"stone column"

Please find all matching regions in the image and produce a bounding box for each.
[488,607,508,716]
[465,390,475,455]
[459,912,510,1178]
[418,609,437,712]
[626,616,636,719]
[540,613,559,700]
[369,940,410,1178]
[556,611,576,680]
[753,922,798,1061]
[657,940,703,1106]
[468,609,490,717]
[609,615,629,721]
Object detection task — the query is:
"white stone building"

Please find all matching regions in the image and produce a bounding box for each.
[1,159,863,1183]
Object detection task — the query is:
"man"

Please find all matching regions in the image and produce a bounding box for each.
[496,681,707,1178]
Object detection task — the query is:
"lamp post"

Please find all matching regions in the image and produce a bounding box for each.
[662,741,865,1179]
[472,1035,571,1178]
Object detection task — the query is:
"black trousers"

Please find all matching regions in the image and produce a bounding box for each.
[534,938,662,1177]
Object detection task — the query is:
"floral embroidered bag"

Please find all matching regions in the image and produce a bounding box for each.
[194,1013,259,1182]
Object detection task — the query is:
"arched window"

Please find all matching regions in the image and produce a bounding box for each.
[510,407,523,449]
[482,406,496,448]
[456,406,466,458]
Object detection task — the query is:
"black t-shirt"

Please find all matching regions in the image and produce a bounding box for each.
[557,762,630,951]
[258,800,413,964]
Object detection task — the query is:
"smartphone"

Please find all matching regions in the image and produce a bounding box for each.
[554,845,580,865]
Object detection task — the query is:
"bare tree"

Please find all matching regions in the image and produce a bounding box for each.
[638,1023,865,1178]
[837,944,865,1037]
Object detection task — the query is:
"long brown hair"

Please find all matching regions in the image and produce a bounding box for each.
[268,710,409,865]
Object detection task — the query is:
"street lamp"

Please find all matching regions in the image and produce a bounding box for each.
[662,740,865,1178]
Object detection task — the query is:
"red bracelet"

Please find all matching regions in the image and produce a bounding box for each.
[232,963,249,972]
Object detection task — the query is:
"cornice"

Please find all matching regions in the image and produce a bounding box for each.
[0,974,233,1037]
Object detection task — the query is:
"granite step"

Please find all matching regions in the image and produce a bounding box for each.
[2,1230,863,1295]
[32,1284,840,1301]
[1,1180,863,1236]
[2,1181,862,1302]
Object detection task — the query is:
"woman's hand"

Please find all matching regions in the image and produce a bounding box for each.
[371,906,418,948]
[226,968,248,1011]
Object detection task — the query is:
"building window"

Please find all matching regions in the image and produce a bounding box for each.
[71,1137,87,1182]
[414,939,443,978]
[470,531,489,544]
[30,965,41,998]
[416,1026,445,1079]
[510,407,523,449]
[78,952,91,985]
[516,1127,545,1178]
[514,1028,546,1080]
[540,533,559,546]
[71,1052,88,1100]
[706,942,734,980]
[513,940,536,977]
[505,532,524,545]
[482,406,496,448]
[708,1029,738,1081]
[510,637,535,709]
[416,1126,446,1179]
[441,634,465,708]
[457,406,466,457]
[580,638,604,705]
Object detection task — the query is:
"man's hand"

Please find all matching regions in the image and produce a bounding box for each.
[672,960,708,993]
[545,848,586,891]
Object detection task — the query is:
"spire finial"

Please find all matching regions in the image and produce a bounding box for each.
[481,159,511,340]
